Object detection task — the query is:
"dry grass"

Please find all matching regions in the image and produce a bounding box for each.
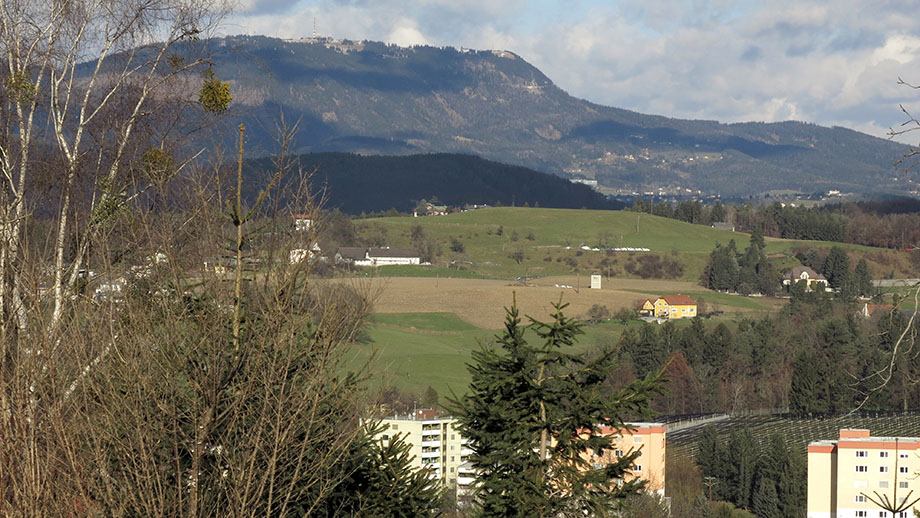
[367,275,733,328]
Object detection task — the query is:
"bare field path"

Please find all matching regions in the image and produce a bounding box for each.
[369,275,723,329]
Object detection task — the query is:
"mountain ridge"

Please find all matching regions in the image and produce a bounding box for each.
[205,35,914,198]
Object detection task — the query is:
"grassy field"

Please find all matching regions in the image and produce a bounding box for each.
[352,311,661,397]
[356,207,914,282]
[668,413,920,458]
[350,313,492,397]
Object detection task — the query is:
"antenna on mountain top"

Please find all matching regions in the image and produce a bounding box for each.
[312,17,317,38]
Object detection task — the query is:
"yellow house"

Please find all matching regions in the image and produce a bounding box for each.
[808,429,920,518]
[639,295,697,319]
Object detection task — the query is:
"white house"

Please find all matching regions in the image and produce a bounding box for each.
[782,266,830,291]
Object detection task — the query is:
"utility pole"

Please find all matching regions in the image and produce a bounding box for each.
[703,476,717,503]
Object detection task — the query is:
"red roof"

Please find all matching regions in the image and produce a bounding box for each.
[660,294,696,306]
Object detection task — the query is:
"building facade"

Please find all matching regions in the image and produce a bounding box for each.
[639,295,697,319]
[376,415,469,488]
[591,423,667,495]
[373,417,665,499]
[808,429,919,518]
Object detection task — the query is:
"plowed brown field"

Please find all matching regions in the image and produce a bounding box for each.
[366,276,731,328]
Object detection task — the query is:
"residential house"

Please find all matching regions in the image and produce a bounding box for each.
[292,214,312,232]
[808,429,919,518]
[588,423,667,496]
[639,295,697,319]
[860,303,894,319]
[425,203,448,216]
[783,266,830,291]
[334,247,368,265]
[289,242,322,264]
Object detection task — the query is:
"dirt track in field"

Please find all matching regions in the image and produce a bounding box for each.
[365,276,709,329]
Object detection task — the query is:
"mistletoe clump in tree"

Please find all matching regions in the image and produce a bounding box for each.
[453,300,661,517]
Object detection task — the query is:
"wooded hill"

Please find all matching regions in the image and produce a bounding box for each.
[203,35,910,197]
[243,152,619,214]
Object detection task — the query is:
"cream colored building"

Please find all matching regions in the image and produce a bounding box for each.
[376,414,469,488]
[375,417,666,499]
[808,429,920,518]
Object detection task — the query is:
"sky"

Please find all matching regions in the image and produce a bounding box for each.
[226,0,920,142]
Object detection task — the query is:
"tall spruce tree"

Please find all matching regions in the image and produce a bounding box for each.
[823,246,851,290]
[751,477,781,518]
[853,258,874,297]
[453,301,660,517]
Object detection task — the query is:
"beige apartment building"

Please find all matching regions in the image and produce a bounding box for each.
[376,413,469,488]
[374,416,666,497]
[808,429,920,518]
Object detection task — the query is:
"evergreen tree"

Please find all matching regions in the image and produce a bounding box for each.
[711,201,726,223]
[325,428,443,517]
[696,425,726,500]
[708,243,740,292]
[726,429,757,509]
[790,351,821,415]
[453,302,660,517]
[751,477,781,518]
[853,258,874,297]
[822,246,851,290]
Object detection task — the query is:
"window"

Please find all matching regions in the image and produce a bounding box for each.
[634,436,643,443]
[634,465,642,472]
[900,466,909,474]
[900,481,909,489]
[856,495,867,503]
[880,512,888,517]
[855,480,868,488]
[381,435,389,441]
[880,451,889,458]
[857,450,868,457]
[856,465,868,473]
[449,467,454,473]
[856,511,867,517]
[880,466,889,473]
[391,424,398,430]
[900,452,909,459]
[879,481,889,489]
[615,449,624,458]
[450,456,454,462]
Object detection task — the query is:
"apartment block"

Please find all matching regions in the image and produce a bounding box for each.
[374,417,665,498]
[376,414,469,488]
[808,429,920,518]
[591,422,667,495]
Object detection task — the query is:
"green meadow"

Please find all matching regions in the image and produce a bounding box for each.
[352,312,656,397]
[356,207,904,281]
